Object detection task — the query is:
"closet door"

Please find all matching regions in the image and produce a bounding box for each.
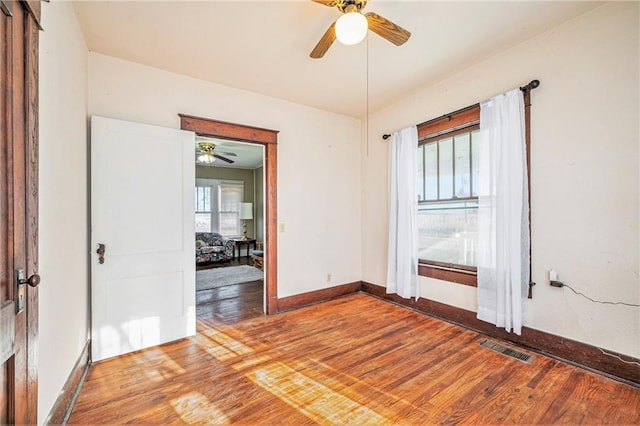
[0,1,41,424]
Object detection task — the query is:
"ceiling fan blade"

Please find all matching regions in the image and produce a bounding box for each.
[310,22,336,59]
[217,151,238,157]
[365,12,411,46]
[214,154,235,164]
[311,0,339,7]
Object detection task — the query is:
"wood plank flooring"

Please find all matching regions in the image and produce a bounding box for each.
[69,294,640,425]
[196,280,264,324]
[196,257,264,324]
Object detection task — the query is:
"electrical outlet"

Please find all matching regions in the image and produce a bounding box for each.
[326,273,331,282]
[549,269,563,287]
[279,223,285,233]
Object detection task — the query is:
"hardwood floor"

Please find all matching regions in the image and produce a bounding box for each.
[196,256,264,324]
[196,280,263,324]
[69,294,640,424]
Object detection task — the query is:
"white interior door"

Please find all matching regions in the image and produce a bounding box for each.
[91,116,195,362]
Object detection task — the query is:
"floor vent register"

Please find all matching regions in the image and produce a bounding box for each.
[478,339,534,364]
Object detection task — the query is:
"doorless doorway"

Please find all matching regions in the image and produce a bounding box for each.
[179,115,278,314]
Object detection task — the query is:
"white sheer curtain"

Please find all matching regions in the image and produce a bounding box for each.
[476,89,530,335]
[386,126,420,299]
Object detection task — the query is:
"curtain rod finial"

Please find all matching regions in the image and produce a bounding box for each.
[383,134,391,140]
[521,79,540,91]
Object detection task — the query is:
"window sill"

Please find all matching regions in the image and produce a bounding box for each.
[418,262,477,287]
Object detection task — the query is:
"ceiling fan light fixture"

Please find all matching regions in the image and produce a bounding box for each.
[197,153,216,164]
[335,12,368,46]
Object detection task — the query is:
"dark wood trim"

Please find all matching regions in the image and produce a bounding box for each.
[361,282,640,387]
[264,143,277,314]
[417,105,479,140]
[420,123,480,146]
[179,115,279,314]
[277,282,362,312]
[418,263,477,287]
[179,114,278,145]
[43,340,90,425]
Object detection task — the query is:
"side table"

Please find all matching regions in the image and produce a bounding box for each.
[232,238,256,262]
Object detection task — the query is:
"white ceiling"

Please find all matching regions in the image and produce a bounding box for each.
[73,1,602,119]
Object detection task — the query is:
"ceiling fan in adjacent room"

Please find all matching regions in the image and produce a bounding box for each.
[195,140,237,165]
[310,0,411,58]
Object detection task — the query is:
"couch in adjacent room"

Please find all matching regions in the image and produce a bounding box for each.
[195,232,235,264]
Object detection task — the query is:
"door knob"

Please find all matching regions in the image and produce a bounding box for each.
[19,273,41,287]
[96,243,106,264]
[15,268,40,314]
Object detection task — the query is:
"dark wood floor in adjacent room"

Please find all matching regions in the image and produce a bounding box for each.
[196,257,265,324]
[68,294,640,425]
[196,280,264,324]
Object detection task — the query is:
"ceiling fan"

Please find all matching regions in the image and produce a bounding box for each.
[196,141,237,165]
[310,0,411,59]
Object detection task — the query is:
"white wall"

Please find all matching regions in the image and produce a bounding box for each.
[88,53,362,299]
[362,2,639,358]
[38,1,89,420]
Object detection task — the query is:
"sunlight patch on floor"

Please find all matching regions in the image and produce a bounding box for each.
[134,347,186,381]
[231,354,272,371]
[201,326,254,355]
[247,362,389,425]
[170,391,229,425]
[193,334,238,361]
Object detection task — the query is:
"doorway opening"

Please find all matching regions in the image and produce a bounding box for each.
[180,114,279,317]
[194,138,265,323]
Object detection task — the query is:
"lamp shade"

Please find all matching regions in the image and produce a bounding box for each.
[197,153,215,164]
[239,202,253,220]
[335,12,368,46]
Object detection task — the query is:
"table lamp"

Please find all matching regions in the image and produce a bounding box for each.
[239,202,253,240]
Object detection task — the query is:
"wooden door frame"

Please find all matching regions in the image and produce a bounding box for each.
[179,114,279,314]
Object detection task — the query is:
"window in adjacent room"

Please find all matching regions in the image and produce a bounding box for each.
[195,185,213,232]
[218,182,244,236]
[195,179,244,236]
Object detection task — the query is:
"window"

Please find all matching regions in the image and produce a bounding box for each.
[416,96,531,287]
[195,179,244,236]
[417,105,481,286]
[195,186,213,232]
[418,128,480,270]
[218,183,243,236]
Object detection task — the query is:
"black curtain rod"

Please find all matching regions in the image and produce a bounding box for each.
[382,79,540,140]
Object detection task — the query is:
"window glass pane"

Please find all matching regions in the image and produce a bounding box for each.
[471,130,480,197]
[195,186,211,212]
[219,183,244,236]
[219,184,242,212]
[417,202,477,267]
[438,138,453,199]
[219,212,239,236]
[425,143,438,200]
[417,145,425,201]
[195,213,211,232]
[454,133,471,198]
